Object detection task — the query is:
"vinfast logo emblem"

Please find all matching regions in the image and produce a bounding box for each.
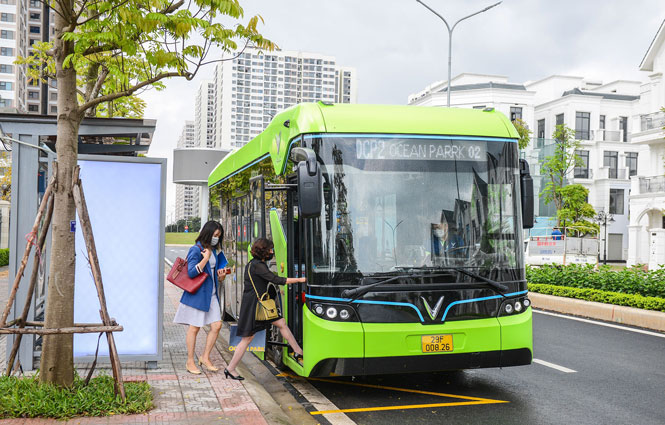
[420,296,445,320]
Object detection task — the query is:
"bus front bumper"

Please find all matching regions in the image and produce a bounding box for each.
[302,306,532,377]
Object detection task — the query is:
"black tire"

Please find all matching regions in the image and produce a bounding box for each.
[267,323,287,370]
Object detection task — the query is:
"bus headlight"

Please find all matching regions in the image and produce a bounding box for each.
[523,298,531,308]
[514,301,523,312]
[313,304,324,316]
[325,307,338,319]
[339,309,350,320]
[504,303,514,314]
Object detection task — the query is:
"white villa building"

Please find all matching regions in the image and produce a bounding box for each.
[409,73,641,262]
[628,20,665,268]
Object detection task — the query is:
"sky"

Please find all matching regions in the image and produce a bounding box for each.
[143,0,665,220]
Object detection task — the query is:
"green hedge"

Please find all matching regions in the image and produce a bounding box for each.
[528,283,665,312]
[0,249,8,267]
[526,264,665,298]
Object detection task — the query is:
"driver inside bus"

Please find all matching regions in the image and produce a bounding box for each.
[431,220,466,265]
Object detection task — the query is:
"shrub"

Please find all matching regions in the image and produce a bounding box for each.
[0,374,152,419]
[528,283,665,312]
[0,249,8,267]
[526,264,665,299]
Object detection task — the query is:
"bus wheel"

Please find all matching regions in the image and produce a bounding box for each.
[267,324,286,370]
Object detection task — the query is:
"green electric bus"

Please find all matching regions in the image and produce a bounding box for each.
[209,102,534,377]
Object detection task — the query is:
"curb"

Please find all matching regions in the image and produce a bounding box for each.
[211,324,319,425]
[529,292,665,332]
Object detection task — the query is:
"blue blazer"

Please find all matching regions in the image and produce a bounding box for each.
[179,242,228,312]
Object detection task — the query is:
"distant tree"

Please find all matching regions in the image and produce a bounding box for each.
[0,152,10,201]
[512,118,531,150]
[541,124,582,226]
[556,185,599,236]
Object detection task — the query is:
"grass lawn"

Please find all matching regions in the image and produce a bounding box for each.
[165,232,199,245]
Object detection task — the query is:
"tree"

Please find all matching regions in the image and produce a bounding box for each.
[556,185,599,236]
[22,0,273,387]
[512,118,531,150]
[541,124,582,226]
[0,152,10,201]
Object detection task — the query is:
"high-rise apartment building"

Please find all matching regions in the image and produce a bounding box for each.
[195,80,216,148]
[175,120,200,221]
[0,0,55,114]
[213,47,357,150]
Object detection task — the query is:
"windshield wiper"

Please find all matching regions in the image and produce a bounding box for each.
[391,266,509,296]
[340,267,508,301]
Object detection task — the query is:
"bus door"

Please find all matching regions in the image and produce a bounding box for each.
[286,174,305,345]
[234,196,250,316]
[249,176,266,240]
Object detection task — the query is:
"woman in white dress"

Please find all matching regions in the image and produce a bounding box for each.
[173,221,229,374]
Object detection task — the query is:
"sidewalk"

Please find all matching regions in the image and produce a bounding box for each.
[0,267,275,425]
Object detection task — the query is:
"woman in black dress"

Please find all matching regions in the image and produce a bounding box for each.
[224,238,305,380]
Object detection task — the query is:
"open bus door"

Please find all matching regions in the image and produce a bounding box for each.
[286,174,305,350]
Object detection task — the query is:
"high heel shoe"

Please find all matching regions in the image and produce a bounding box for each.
[198,359,219,372]
[186,365,202,375]
[293,353,303,363]
[224,368,244,380]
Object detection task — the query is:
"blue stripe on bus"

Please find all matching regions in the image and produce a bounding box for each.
[306,294,425,322]
[440,290,529,322]
[302,134,517,143]
[306,290,529,323]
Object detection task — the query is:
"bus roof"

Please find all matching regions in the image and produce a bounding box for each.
[208,102,519,186]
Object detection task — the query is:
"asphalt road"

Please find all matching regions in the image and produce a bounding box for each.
[164,247,665,424]
[291,310,665,425]
[165,246,189,265]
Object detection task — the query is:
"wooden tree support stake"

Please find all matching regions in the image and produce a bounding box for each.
[71,166,126,401]
[0,164,126,402]
[0,175,56,327]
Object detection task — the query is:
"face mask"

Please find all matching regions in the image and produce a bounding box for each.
[265,252,274,261]
[434,229,445,238]
[211,236,219,246]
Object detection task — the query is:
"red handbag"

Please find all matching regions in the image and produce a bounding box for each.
[167,257,208,294]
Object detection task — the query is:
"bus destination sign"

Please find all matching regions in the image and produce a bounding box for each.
[356,139,486,161]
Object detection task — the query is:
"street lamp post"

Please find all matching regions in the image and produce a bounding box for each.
[594,210,615,265]
[416,0,502,107]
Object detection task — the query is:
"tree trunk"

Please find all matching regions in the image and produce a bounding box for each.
[40,1,81,387]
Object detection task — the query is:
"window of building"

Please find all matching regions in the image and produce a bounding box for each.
[0,29,14,39]
[575,111,590,140]
[0,47,13,57]
[609,189,624,215]
[555,113,564,127]
[28,90,39,99]
[0,81,12,90]
[0,99,11,107]
[0,64,12,73]
[50,105,57,114]
[50,92,57,101]
[619,116,628,142]
[29,12,40,20]
[599,115,605,130]
[1,13,15,22]
[1,0,17,5]
[28,104,39,112]
[29,26,40,34]
[537,119,545,139]
[29,0,39,6]
[626,152,638,177]
[604,151,618,179]
[510,106,522,121]
[574,150,589,178]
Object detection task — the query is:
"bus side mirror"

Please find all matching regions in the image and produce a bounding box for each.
[292,147,322,218]
[520,159,534,229]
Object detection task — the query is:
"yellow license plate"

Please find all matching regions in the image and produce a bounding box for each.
[421,334,453,353]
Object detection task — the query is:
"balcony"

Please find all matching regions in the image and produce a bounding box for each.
[640,111,665,132]
[596,167,628,180]
[593,129,624,142]
[573,168,593,179]
[639,176,665,194]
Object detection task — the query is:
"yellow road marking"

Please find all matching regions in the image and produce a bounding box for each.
[275,371,510,415]
[311,399,508,415]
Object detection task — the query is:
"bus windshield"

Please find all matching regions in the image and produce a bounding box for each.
[305,134,524,277]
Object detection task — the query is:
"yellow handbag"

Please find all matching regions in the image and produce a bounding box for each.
[248,265,279,321]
